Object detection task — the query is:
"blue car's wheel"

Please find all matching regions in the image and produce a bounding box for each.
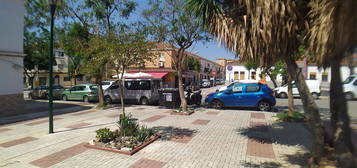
[258,101,271,111]
[211,99,223,109]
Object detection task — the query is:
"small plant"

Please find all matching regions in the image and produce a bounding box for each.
[135,126,154,143]
[118,114,139,136]
[95,128,114,143]
[275,111,306,122]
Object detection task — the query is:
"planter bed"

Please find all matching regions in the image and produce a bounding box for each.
[84,134,161,155]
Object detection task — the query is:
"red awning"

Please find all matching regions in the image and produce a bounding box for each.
[125,72,168,79]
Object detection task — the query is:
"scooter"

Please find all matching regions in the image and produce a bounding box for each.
[186,89,202,106]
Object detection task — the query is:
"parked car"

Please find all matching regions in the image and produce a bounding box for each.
[99,81,115,91]
[61,84,98,102]
[273,80,320,99]
[200,79,210,88]
[104,79,161,105]
[343,74,357,100]
[205,83,276,111]
[29,85,65,100]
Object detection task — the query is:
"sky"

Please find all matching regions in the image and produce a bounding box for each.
[130,0,236,61]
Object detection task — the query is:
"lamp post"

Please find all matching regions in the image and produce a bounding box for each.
[48,0,58,134]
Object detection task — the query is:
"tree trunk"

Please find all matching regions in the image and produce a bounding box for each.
[177,69,188,112]
[330,58,356,167]
[74,71,77,85]
[97,76,105,106]
[287,73,294,117]
[285,58,325,165]
[117,70,125,117]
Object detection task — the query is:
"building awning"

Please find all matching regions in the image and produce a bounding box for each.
[112,72,168,79]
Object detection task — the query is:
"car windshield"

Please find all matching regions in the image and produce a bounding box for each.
[100,82,110,85]
[227,83,235,88]
[89,85,98,90]
[343,76,355,84]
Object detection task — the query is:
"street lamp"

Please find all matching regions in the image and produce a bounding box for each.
[48,0,58,134]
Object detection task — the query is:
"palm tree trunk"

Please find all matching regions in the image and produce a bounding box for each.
[285,58,325,165]
[330,58,356,167]
[287,73,294,117]
[177,69,188,112]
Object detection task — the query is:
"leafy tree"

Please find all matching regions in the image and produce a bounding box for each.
[143,0,209,112]
[60,22,90,86]
[244,61,258,80]
[86,31,157,116]
[187,57,201,72]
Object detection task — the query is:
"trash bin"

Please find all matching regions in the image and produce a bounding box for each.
[158,88,181,108]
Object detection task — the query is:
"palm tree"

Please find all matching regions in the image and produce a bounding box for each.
[186,0,325,165]
[307,0,357,166]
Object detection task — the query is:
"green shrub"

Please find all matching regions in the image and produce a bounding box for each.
[135,126,154,143]
[275,111,306,122]
[117,114,139,136]
[95,128,114,143]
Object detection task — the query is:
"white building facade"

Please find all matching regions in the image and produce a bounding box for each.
[0,0,25,117]
[225,64,283,83]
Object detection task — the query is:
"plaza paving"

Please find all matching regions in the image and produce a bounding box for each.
[0,105,312,168]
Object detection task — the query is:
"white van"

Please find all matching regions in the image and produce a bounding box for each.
[343,74,357,100]
[274,80,321,99]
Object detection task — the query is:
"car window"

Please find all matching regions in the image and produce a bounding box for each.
[227,83,234,88]
[77,86,86,91]
[90,85,98,90]
[70,86,77,91]
[232,85,244,93]
[100,82,110,85]
[53,85,63,89]
[343,76,355,84]
[125,81,151,90]
[353,79,357,86]
[246,85,260,92]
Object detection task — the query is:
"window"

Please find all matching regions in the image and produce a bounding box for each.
[309,72,316,80]
[64,76,71,81]
[353,80,357,86]
[321,72,328,81]
[58,64,64,70]
[251,71,256,80]
[246,85,260,92]
[125,80,151,90]
[343,76,355,84]
[234,72,239,80]
[39,77,47,85]
[53,85,64,89]
[76,75,83,81]
[232,85,243,93]
[239,71,245,80]
[100,82,110,86]
[159,53,165,61]
[77,86,86,91]
[159,61,164,68]
[90,85,98,90]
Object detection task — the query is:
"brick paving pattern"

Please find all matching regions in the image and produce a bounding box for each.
[30,143,88,168]
[141,115,166,123]
[71,109,96,116]
[0,136,38,147]
[247,138,276,159]
[0,128,11,133]
[129,158,166,168]
[25,117,63,126]
[192,119,210,125]
[0,105,312,168]
[251,112,265,119]
[65,122,91,129]
[206,111,219,115]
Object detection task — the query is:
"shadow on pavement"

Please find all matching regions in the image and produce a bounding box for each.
[0,100,93,126]
[55,121,117,133]
[241,151,309,168]
[237,121,311,167]
[151,126,198,141]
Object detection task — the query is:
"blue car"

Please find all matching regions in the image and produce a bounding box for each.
[205,83,276,111]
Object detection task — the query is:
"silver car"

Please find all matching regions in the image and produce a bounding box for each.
[104,79,161,105]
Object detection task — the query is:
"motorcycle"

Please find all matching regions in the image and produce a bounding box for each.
[185,89,202,106]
